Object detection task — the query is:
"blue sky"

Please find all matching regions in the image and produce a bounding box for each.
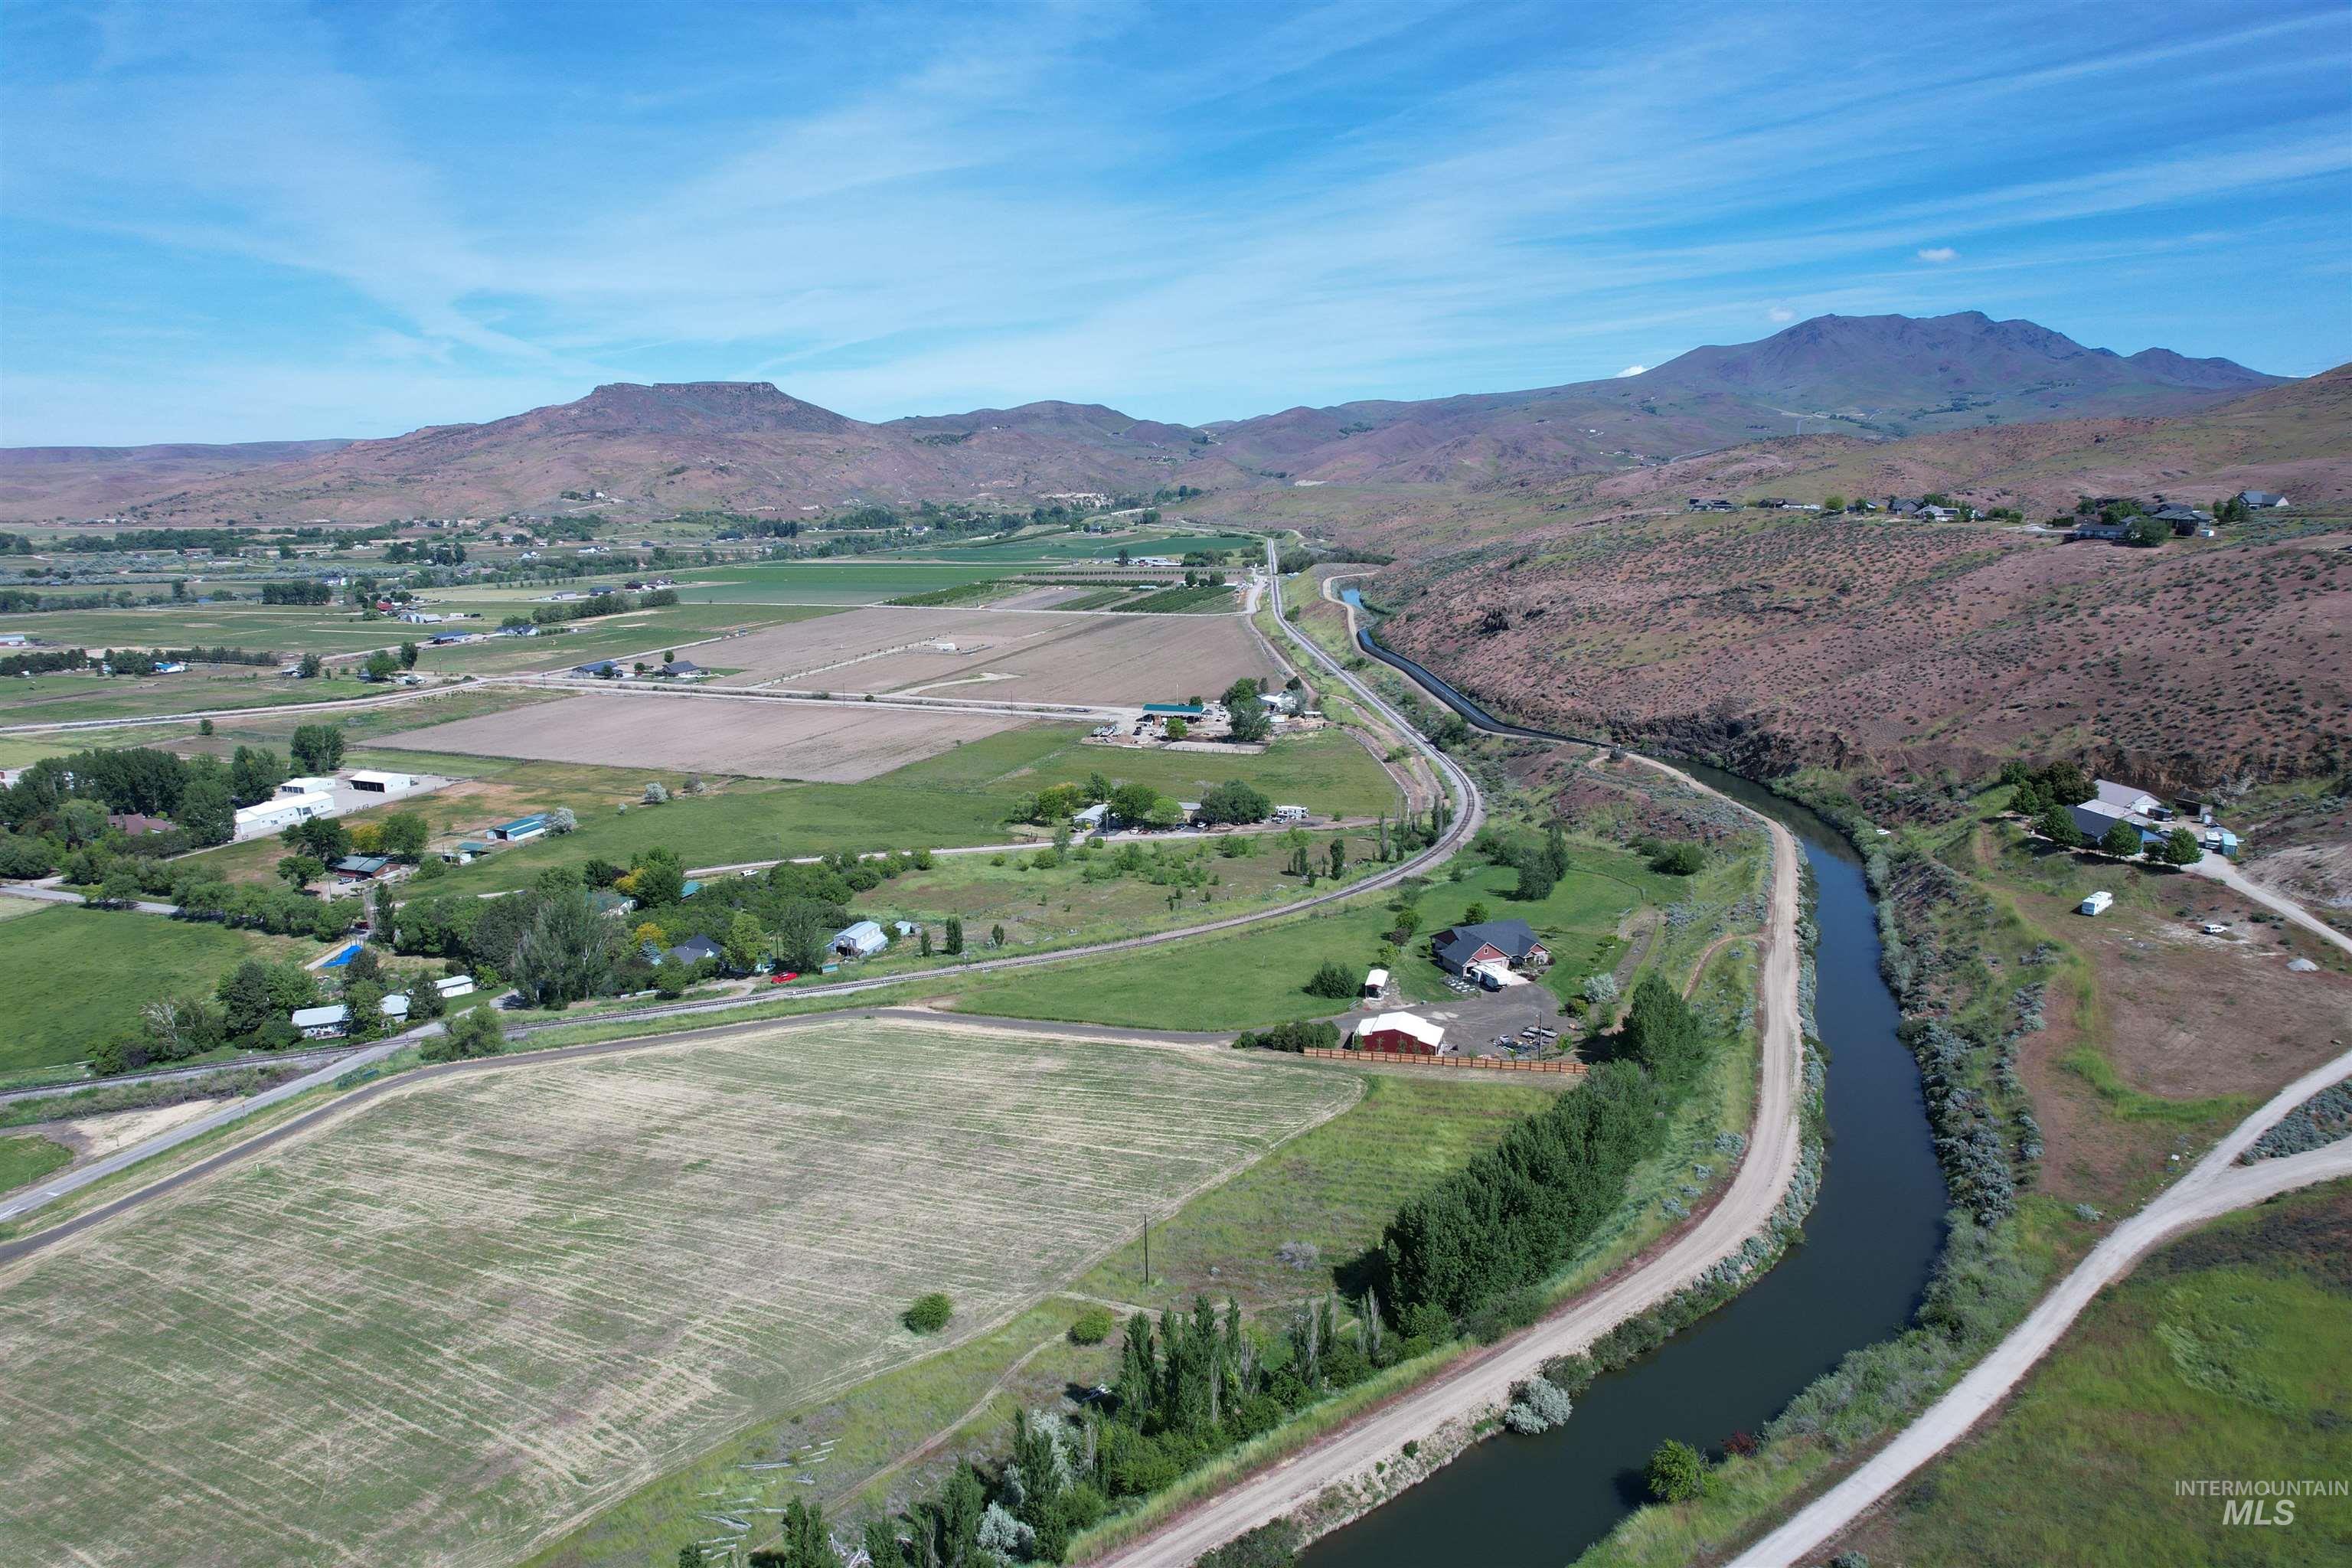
[3,0,2347,445]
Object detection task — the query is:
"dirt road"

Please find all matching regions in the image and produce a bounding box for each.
[1726,1048,2352,1568]
[1090,553,1808,1568]
[2188,853,2352,958]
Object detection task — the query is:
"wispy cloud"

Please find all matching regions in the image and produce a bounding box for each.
[3,0,2347,442]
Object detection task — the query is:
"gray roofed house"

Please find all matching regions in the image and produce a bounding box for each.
[2239,490,2287,508]
[1432,918,1550,975]
[661,659,705,678]
[667,935,724,965]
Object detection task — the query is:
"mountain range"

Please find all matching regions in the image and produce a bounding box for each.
[0,312,2292,524]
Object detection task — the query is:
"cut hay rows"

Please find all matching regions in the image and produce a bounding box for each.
[0,1023,1353,1567]
[372,693,1033,781]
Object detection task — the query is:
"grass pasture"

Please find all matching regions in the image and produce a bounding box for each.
[0,906,315,1073]
[410,603,841,675]
[0,1132,72,1195]
[0,1020,1355,1568]
[1830,1180,2352,1568]
[666,561,1017,604]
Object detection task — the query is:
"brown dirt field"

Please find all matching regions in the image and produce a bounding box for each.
[370,693,1032,781]
[2017,874,2352,1210]
[708,605,1273,705]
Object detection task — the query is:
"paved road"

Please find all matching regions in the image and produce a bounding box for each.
[0,1040,400,1226]
[1087,554,1808,1568]
[7,880,180,916]
[2189,853,2352,958]
[0,1010,1240,1268]
[1730,1047,2352,1568]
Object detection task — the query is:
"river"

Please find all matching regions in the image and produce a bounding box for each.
[1298,598,1947,1567]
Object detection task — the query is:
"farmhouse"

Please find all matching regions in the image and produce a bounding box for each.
[488,813,550,843]
[288,993,413,1040]
[2239,489,2288,508]
[106,812,174,837]
[2092,778,2166,817]
[1432,917,1550,976]
[1073,801,1109,831]
[2069,517,2132,541]
[831,920,888,959]
[2068,798,2164,848]
[332,854,394,881]
[1354,1011,1446,1055]
[660,659,706,678]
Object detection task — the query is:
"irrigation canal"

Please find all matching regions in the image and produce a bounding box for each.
[1300,595,1948,1566]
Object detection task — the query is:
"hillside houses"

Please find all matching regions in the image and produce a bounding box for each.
[2064,776,2240,858]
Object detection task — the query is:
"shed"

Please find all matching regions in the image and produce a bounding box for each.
[1355,1011,1446,1055]
[1361,967,1389,998]
[290,1004,349,1039]
[348,769,415,794]
[434,975,477,998]
[489,813,550,842]
[1142,703,1206,717]
[279,776,339,798]
[831,920,887,958]
[2079,890,2114,916]
[234,792,334,839]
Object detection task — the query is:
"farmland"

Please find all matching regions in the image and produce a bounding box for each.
[338,723,1403,896]
[0,1020,1357,1568]
[374,692,1036,782]
[665,561,1019,603]
[696,603,1272,704]
[0,906,316,1074]
[0,668,385,726]
[886,531,1263,564]
[411,602,842,675]
[0,602,415,655]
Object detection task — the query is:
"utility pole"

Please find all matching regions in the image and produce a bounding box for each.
[1142,1220,1151,1285]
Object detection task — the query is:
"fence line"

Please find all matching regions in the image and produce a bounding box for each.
[1302,1047,1584,1076]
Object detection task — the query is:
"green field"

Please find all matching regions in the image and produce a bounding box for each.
[412,603,841,674]
[0,906,315,1072]
[0,1020,1355,1567]
[0,603,414,655]
[1840,1181,2352,1567]
[333,723,1403,896]
[665,561,1017,603]
[0,669,385,725]
[952,838,1673,1030]
[0,1132,73,1194]
[890,531,1263,564]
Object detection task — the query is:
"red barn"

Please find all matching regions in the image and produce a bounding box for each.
[1354,1011,1446,1055]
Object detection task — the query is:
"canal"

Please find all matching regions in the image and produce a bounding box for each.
[1298,599,1948,1567]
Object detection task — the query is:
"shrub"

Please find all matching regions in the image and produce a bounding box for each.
[902,1292,953,1334]
[1197,1517,1302,1568]
[1645,1437,1706,1501]
[1503,1375,1574,1433]
[1648,841,1707,875]
[1303,961,1357,999]
[1069,1306,1115,1345]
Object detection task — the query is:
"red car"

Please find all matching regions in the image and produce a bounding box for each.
[768,971,800,985]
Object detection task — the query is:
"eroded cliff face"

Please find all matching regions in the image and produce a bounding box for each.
[1370,511,2350,794]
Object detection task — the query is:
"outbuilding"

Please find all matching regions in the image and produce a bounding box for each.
[332,854,393,880]
[489,813,550,842]
[2079,890,2114,916]
[234,792,334,840]
[1355,1011,1446,1055]
[1361,967,1389,998]
[348,769,415,794]
[831,919,888,958]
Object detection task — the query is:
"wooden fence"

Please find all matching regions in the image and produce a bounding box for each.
[1302,1047,1585,1076]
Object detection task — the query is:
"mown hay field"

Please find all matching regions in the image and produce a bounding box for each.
[372,691,1035,781]
[0,1021,1354,1568]
[705,604,1274,705]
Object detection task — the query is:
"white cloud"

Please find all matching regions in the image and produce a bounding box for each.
[1916,246,1960,263]
[1615,364,1647,377]
[1767,305,1795,322]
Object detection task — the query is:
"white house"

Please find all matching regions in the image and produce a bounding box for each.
[434,975,477,999]
[289,992,412,1040]
[1073,802,1109,831]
